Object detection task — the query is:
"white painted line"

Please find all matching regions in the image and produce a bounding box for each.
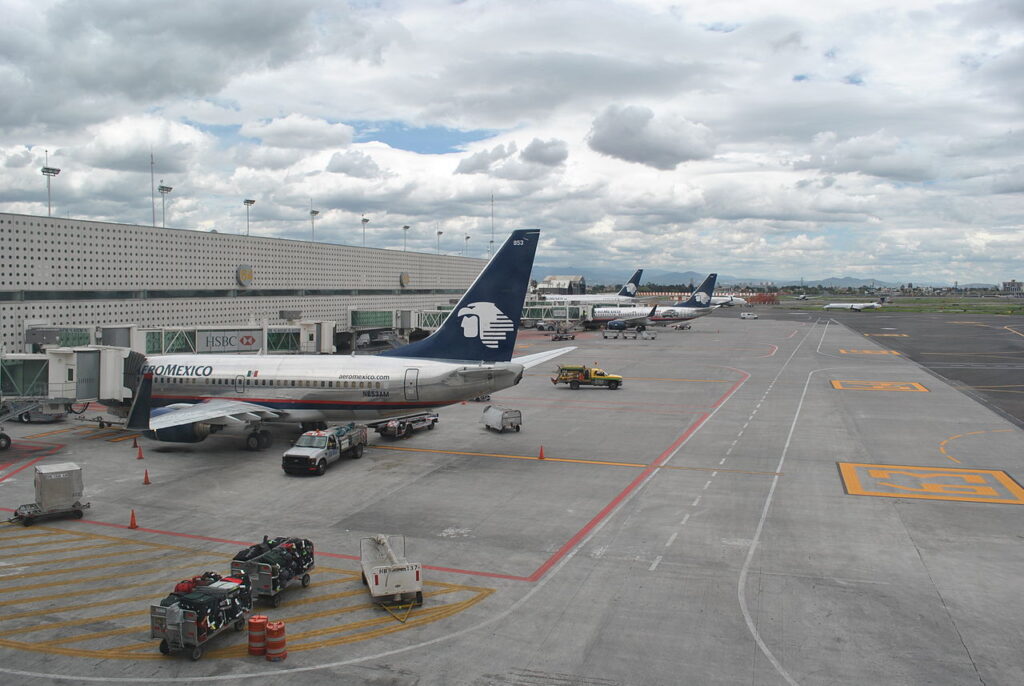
[649,555,663,571]
[666,532,678,547]
[703,480,712,490]
[691,496,701,507]
[712,471,718,477]
[719,457,727,465]
[680,514,690,526]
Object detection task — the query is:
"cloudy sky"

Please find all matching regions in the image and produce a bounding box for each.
[1,0,1022,283]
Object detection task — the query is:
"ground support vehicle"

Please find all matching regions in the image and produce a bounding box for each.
[8,462,90,526]
[0,426,9,451]
[481,405,522,432]
[550,364,624,390]
[151,574,252,661]
[374,412,438,439]
[360,534,423,607]
[740,312,759,319]
[282,423,368,475]
[551,332,576,341]
[602,326,654,339]
[230,536,314,607]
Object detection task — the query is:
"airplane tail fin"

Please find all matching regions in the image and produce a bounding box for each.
[677,273,718,308]
[380,229,540,362]
[616,269,643,297]
[126,373,153,431]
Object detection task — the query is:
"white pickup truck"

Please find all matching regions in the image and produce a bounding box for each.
[281,423,368,476]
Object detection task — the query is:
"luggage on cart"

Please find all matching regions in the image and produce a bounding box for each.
[230,536,314,607]
[150,571,252,661]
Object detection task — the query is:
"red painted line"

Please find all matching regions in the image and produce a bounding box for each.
[0,442,64,484]
[758,344,779,358]
[786,329,798,339]
[0,461,15,471]
[526,410,712,583]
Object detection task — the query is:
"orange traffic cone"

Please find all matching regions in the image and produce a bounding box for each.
[538,446,545,460]
[143,469,151,485]
[129,509,138,529]
[136,445,144,460]
[132,436,138,448]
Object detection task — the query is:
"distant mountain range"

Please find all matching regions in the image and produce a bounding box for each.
[531,267,995,289]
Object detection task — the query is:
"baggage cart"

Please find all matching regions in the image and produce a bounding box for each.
[480,405,522,433]
[230,536,314,607]
[8,462,90,526]
[150,594,249,661]
[374,412,438,439]
[360,534,423,606]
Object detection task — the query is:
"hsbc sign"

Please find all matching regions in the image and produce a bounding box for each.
[197,329,262,353]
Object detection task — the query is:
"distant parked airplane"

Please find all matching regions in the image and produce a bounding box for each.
[542,269,644,303]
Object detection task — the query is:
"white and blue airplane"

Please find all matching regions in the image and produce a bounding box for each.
[592,273,719,327]
[541,269,645,303]
[128,229,574,449]
[823,299,884,311]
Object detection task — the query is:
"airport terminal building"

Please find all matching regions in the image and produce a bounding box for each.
[0,212,486,355]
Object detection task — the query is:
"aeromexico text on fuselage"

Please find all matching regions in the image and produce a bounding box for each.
[138,357,509,414]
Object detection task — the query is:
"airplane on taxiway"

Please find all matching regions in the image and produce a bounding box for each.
[541,269,645,304]
[823,299,884,311]
[127,229,574,450]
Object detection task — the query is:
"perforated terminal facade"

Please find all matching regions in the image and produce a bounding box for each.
[0,212,486,351]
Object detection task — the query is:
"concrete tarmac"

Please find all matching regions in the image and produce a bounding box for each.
[1,313,1022,685]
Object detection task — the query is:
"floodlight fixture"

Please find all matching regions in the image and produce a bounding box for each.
[310,208,319,241]
[402,225,410,251]
[361,215,369,247]
[436,229,443,254]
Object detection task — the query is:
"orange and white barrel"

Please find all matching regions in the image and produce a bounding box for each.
[265,620,287,662]
[247,615,268,656]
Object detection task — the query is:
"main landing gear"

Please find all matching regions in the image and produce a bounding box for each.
[245,429,273,451]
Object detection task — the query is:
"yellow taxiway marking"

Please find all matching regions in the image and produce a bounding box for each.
[3,546,157,568]
[839,349,902,355]
[938,429,1014,464]
[373,445,781,475]
[0,541,128,559]
[21,427,80,439]
[0,594,165,623]
[0,561,204,594]
[830,380,929,392]
[839,463,1024,504]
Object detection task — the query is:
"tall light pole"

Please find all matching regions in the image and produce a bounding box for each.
[436,230,443,254]
[402,225,410,251]
[464,233,470,256]
[243,199,255,236]
[41,150,60,218]
[361,215,369,247]
[150,151,156,227]
[310,208,319,241]
[158,181,173,227]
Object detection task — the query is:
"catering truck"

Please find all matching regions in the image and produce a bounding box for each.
[281,423,368,475]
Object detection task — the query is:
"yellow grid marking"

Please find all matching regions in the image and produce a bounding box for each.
[0,541,128,559]
[831,380,929,392]
[839,463,1024,504]
[0,525,494,660]
[839,349,902,355]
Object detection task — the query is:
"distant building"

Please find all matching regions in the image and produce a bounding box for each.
[536,275,586,296]
[1002,280,1023,296]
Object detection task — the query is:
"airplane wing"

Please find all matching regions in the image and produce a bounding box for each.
[512,346,577,369]
[149,399,286,430]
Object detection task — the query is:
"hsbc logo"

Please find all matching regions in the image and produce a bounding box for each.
[198,330,262,352]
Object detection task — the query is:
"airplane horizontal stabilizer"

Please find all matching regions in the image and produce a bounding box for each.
[512,346,577,370]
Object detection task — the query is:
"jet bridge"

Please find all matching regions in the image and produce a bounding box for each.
[0,346,143,448]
